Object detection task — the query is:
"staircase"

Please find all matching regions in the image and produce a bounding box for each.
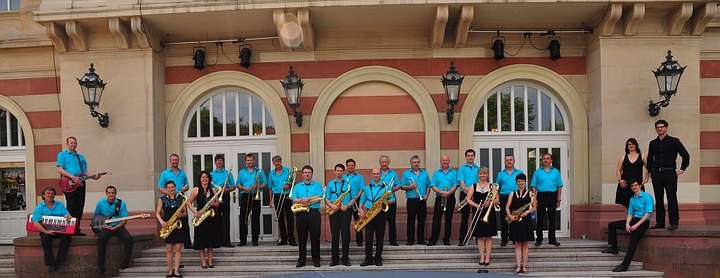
[118,239,663,277]
[0,247,14,277]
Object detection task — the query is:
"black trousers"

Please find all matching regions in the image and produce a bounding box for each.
[535,191,558,242]
[219,191,231,246]
[273,193,295,242]
[457,191,470,242]
[295,209,321,262]
[329,210,351,261]
[430,195,456,242]
[406,198,426,243]
[499,194,510,242]
[239,194,261,242]
[364,211,386,261]
[606,218,650,267]
[96,227,133,268]
[651,171,679,226]
[352,206,364,244]
[40,233,71,267]
[386,203,397,243]
[64,184,86,233]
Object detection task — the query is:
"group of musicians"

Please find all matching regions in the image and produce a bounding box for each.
[32,119,688,276]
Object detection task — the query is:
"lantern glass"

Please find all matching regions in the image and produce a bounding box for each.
[281,66,304,107]
[441,62,464,104]
[653,50,685,98]
[77,63,106,108]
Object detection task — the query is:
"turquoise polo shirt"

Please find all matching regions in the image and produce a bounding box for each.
[457,163,479,188]
[31,201,70,222]
[326,178,351,206]
[56,150,87,176]
[496,168,524,195]
[401,169,431,199]
[628,191,654,218]
[157,168,189,189]
[360,182,396,209]
[210,168,235,189]
[93,198,129,227]
[530,167,563,192]
[267,166,291,194]
[344,172,366,200]
[380,169,399,189]
[431,168,457,193]
[291,181,324,209]
[237,167,267,194]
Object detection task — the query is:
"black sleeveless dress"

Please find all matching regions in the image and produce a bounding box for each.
[615,154,646,208]
[161,194,191,245]
[509,190,534,243]
[193,186,221,250]
[470,183,497,238]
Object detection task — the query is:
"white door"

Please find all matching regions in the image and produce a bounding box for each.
[184,140,278,243]
[0,110,27,243]
[474,138,570,237]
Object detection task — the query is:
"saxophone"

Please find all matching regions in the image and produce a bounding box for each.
[353,178,393,232]
[506,191,534,223]
[291,196,323,213]
[159,195,188,239]
[326,179,352,216]
[192,176,229,227]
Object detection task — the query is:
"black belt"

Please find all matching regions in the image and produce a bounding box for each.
[654,167,676,172]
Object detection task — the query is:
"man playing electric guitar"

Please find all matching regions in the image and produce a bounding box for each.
[56,136,106,235]
[93,186,134,274]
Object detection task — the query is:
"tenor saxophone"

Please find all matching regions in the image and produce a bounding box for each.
[326,182,352,216]
[291,196,323,213]
[159,195,188,239]
[192,177,229,227]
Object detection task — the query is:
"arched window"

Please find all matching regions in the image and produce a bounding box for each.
[474,82,568,134]
[185,87,276,140]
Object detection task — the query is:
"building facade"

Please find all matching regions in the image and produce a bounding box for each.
[0,0,718,243]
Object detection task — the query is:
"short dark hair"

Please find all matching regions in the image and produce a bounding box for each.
[542,153,552,159]
[302,165,314,173]
[42,186,56,195]
[245,153,255,160]
[105,185,117,193]
[169,153,180,159]
[515,173,527,181]
[165,180,176,188]
[345,158,356,166]
[465,149,476,156]
[655,120,668,128]
[214,154,225,162]
[334,164,345,171]
[66,136,77,143]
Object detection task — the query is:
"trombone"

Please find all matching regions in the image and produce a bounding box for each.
[245,169,262,225]
[274,166,298,222]
[461,183,499,246]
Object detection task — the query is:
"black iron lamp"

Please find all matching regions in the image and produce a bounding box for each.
[441,62,464,124]
[281,66,304,127]
[77,63,109,128]
[649,50,686,117]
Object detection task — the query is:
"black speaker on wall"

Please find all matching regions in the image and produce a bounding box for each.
[240,47,252,68]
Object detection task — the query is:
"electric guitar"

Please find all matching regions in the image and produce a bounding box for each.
[60,172,109,193]
[90,212,151,233]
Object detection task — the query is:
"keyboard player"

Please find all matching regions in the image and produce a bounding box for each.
[31,186,73,272]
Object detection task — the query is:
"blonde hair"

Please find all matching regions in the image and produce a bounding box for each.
[478,166,490,175]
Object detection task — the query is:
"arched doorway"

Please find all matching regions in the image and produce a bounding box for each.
[182,87,279,243]
[0,107,28,243]
[472,81,571,236]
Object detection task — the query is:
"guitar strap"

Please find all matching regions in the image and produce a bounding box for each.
[113,199,122,218]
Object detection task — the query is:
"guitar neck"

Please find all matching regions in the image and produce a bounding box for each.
[104,214,146,224]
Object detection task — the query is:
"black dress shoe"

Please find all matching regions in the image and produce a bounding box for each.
[668,225,678,231]
[289,240,298,246]
[534,241,542,246]
[179,264,185,269]
[389,241,399,246]
[375,259,383,266]
[406,241,414,246]
[313,261,321,267]
[119,264,129,270]
[650,225,665,229]
[342,260,351,266]
[97,266,106,274]
[208,264,215,268]
[477,269,489,273]
[601,247,619,254]
[356,242,363,247]
[427,241,436,246]
[500,240,508,247]
[277,241,288,246]
[296,260,306,268]
[237,241,247,247]
[252,241,259,246]
[549,241,561,246]
[443,240,450,246]
[612,264,628,272]
[417,241,426,245]
[360,260,373,267]
[329,260,339,267]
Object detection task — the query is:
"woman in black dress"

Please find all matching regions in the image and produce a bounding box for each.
[615,138,647,207]
[188,171,221,269]
[506,173,536,274]
[155,181,189,277]
[466,167,498,269]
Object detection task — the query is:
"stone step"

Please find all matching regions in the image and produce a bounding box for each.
[0,259,13,268]
[523,270,665,278]
[132,251,623,266]
[119,261,646,276]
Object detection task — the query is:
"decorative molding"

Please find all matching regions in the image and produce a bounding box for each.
[599,3,622,36]
[297,8,314,50]
[0,96,36,211]
[64,21,87,51]
[459,64,589,204]
[130,16,154,49]
[165,71,292,169]
[431,5,448,48]
[44,22,67,52]
[454,4,473,48]
[109,18,130,49]
[668,2,694,35]
[623,3,645,36]
[691,2,718,36]
[272,9,289,50]
[309,66,440,185]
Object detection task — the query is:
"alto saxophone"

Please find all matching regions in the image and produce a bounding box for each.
[159,195,188,239]
[291,196,323,213]
[507,191,535,223]
[326,179,352,216]
[354,178,393,232]
[192,176,229,227]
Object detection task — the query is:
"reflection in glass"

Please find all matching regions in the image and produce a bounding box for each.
[514,86,525,131]
[10,114,18,146]
[0,167,26,211]
[199,100,210,137]
[265,109,275,135]
[552,147,561,170]
[188,112,197,138]
[212,94,223,137]
[554,105,565,131]
[541,93,552,131]
[0,111,6,147]
[527,148,537,184]
[226,93,237,136]
[527,88,538,131]
[475,106,485,132]
[500,89,511,131]
[492,148,502,180]
[192,155,201,187]
[479,148,490,168]
[238,94,250,136]
[487,94,497,132]
[252,96,263,136]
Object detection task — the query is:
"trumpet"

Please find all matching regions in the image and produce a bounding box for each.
[456,198,467,212]
[409,177,423,201]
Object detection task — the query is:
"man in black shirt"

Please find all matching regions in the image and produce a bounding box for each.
[646,120,689,231]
